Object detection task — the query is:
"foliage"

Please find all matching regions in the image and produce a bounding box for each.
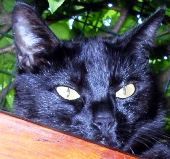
[0,0,170,118]
[48,0,65,14]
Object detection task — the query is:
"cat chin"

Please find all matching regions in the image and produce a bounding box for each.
[59,123,123,149]
[97,138,122,149]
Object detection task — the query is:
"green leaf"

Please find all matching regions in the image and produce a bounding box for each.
[166,8,170,16]
[0,37,13,48]
[49,20,74,40]
[2,0,15,12]
[6,89,15,110]
[48,0,65,14]
[119,15,136,34]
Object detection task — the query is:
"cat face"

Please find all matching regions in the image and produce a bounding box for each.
[13,3,166,153]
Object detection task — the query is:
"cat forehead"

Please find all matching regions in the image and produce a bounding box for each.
[59,38,130,77]
[64,38,119,61]
[59,37,130,70]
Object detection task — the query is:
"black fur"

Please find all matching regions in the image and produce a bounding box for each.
[12,2,170,158]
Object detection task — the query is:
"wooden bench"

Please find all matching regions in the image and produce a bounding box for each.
[0,111,138,159]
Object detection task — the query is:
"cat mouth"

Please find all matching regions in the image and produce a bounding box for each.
[95,136,121,149]
[97,137,108,145]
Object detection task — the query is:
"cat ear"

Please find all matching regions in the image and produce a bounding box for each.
[12,2,59,71]
[124,8,165,57]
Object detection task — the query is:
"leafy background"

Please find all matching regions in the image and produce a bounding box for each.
[0,0,170,128]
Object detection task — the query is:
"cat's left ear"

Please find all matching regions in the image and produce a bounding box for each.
[12,2,59,71]
[124,8,165,56]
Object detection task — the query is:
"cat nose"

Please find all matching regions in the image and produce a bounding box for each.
[94,116,114,132]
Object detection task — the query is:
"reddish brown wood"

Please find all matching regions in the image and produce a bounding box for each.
[0,111,138,159]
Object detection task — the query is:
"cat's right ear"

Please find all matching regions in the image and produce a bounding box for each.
[12,2,59,71]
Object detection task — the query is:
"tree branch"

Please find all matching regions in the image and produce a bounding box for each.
[113,8,129,33]
[49,0,120,21]
[0,12,11,33]
[0,44,15,55]
[157,30,170,38]
[74,18,118,36]
[0,81,15,109]
[0,70,15,77]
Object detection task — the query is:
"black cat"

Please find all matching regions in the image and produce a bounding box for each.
[12,2,170,158]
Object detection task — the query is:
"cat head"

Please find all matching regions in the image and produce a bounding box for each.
[13,2,165,153]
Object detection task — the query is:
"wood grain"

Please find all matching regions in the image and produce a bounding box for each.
[0,111,138,159]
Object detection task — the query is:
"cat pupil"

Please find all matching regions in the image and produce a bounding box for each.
[66,88,70,98]
[123,87,126,95]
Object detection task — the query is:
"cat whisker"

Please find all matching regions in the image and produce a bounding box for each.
[133,138,150,149]
[117,126,169,151]
[141,126,170,139]
[137,136,153,144]
[129,147,135,155]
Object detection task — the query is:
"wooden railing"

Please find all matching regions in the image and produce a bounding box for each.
[0,111,138,159]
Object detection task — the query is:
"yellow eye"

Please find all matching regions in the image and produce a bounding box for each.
[116,84,135,99]
[56,86,80,100]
